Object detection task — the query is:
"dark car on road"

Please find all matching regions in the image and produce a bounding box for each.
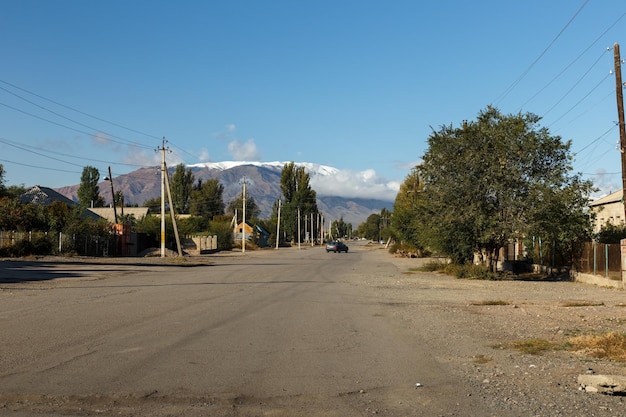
[326,241,349,253]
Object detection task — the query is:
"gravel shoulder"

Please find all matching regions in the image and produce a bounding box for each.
[370,246,626,416]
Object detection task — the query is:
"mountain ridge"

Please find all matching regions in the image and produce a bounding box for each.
[55,162,395,226]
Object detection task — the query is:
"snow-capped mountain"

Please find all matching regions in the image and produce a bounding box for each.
[55,162,397,226]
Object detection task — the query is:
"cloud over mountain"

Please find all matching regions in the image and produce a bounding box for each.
[195,161,400,201]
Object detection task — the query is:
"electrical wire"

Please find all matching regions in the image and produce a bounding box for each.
[494,0,590,105]
[548,72,612,128]
[0,85,155,150]
[0,101,154,151]
[541,51,608,118]
[0,79,161,141]
[516,12,626,112]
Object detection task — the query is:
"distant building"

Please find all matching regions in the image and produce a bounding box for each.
[589,190,624,233]
[234,221,270,247]
[19,185,77,207]
[19,185,101,220]
[87,207,150,223]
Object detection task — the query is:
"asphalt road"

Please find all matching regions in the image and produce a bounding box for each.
[0,243,495,416]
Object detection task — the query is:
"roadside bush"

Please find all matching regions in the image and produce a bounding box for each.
[209,219,234,251]
[446,263,502,280]
[388,242,429,257]
[0,236,53,257]
[418,261,502,280]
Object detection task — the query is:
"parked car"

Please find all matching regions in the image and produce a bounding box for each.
[326,241,349,253]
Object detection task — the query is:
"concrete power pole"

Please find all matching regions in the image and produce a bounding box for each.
[615,43,626,220]
[275,198,281,249]
[159,138,168,258]
[242,177,246,254]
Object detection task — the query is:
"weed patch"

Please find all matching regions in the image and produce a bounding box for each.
[472,300,511,306]
[567,332,626,361]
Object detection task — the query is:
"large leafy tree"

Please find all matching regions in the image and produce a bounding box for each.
[279,162,319,243]
[77,166,105,208]
[418,106,595,270]
[171,164,194,214]
[189,178,225,221]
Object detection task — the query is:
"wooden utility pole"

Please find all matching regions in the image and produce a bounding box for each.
[107,166,118,224]
[615,43,626,219]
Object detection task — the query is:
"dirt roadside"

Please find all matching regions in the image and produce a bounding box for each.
[370,247,626,416]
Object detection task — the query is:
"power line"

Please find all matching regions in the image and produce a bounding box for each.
[0,101,154,150]
[494,0,590,105]
[0,158,81,174]
[541,51,609,118]
[0,85,154,150]
[516,12,626,112]
[547,72,612,127]
[0,79,161,141]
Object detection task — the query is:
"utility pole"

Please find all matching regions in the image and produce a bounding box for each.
[106,166,118,224]
[163,161,183,257]
[242,177,246,254]
[158,138,168,258]
[297,207,301,249]
[615,43,626,220]
[275,198,281,249]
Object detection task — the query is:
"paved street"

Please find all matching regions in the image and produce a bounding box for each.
[0,243,492,416]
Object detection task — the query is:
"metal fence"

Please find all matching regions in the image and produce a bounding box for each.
[574,241,621,279]
[1,230,120,257]
[503,238,622,279]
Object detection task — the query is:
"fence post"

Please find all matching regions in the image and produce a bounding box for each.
[621,239,626,289]
[606,244,609,278]
[593,241,597,276]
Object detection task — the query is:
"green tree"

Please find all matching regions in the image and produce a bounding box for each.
[0,164,6,198]
[189,178,225,221]
[419,106,595,270]
[77,166,105,208]
[330,217,352,239]
[357,213,381,241]
[171,164,194,214]
[391,167,425,250]
[143,197,162,213]
[227,194,260,222]
[279,162,319,244]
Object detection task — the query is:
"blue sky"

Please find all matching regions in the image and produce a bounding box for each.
[1,0,624,201]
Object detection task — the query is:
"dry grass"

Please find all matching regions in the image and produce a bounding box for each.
[472,300,511,306]
[506,338,558,355]
[500,333,626,361]
[567,332,626,361]
[560,301,604,307]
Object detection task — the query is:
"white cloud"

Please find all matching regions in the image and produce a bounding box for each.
[309,168,400,201]
[198,148,210,162]
[122,148,161,167]
[590,168,621,200]
[228,138,260,161]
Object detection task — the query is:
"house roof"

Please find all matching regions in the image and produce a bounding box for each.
[87,207,150,223]
[590,189,623,207]
[19,185,77,207]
